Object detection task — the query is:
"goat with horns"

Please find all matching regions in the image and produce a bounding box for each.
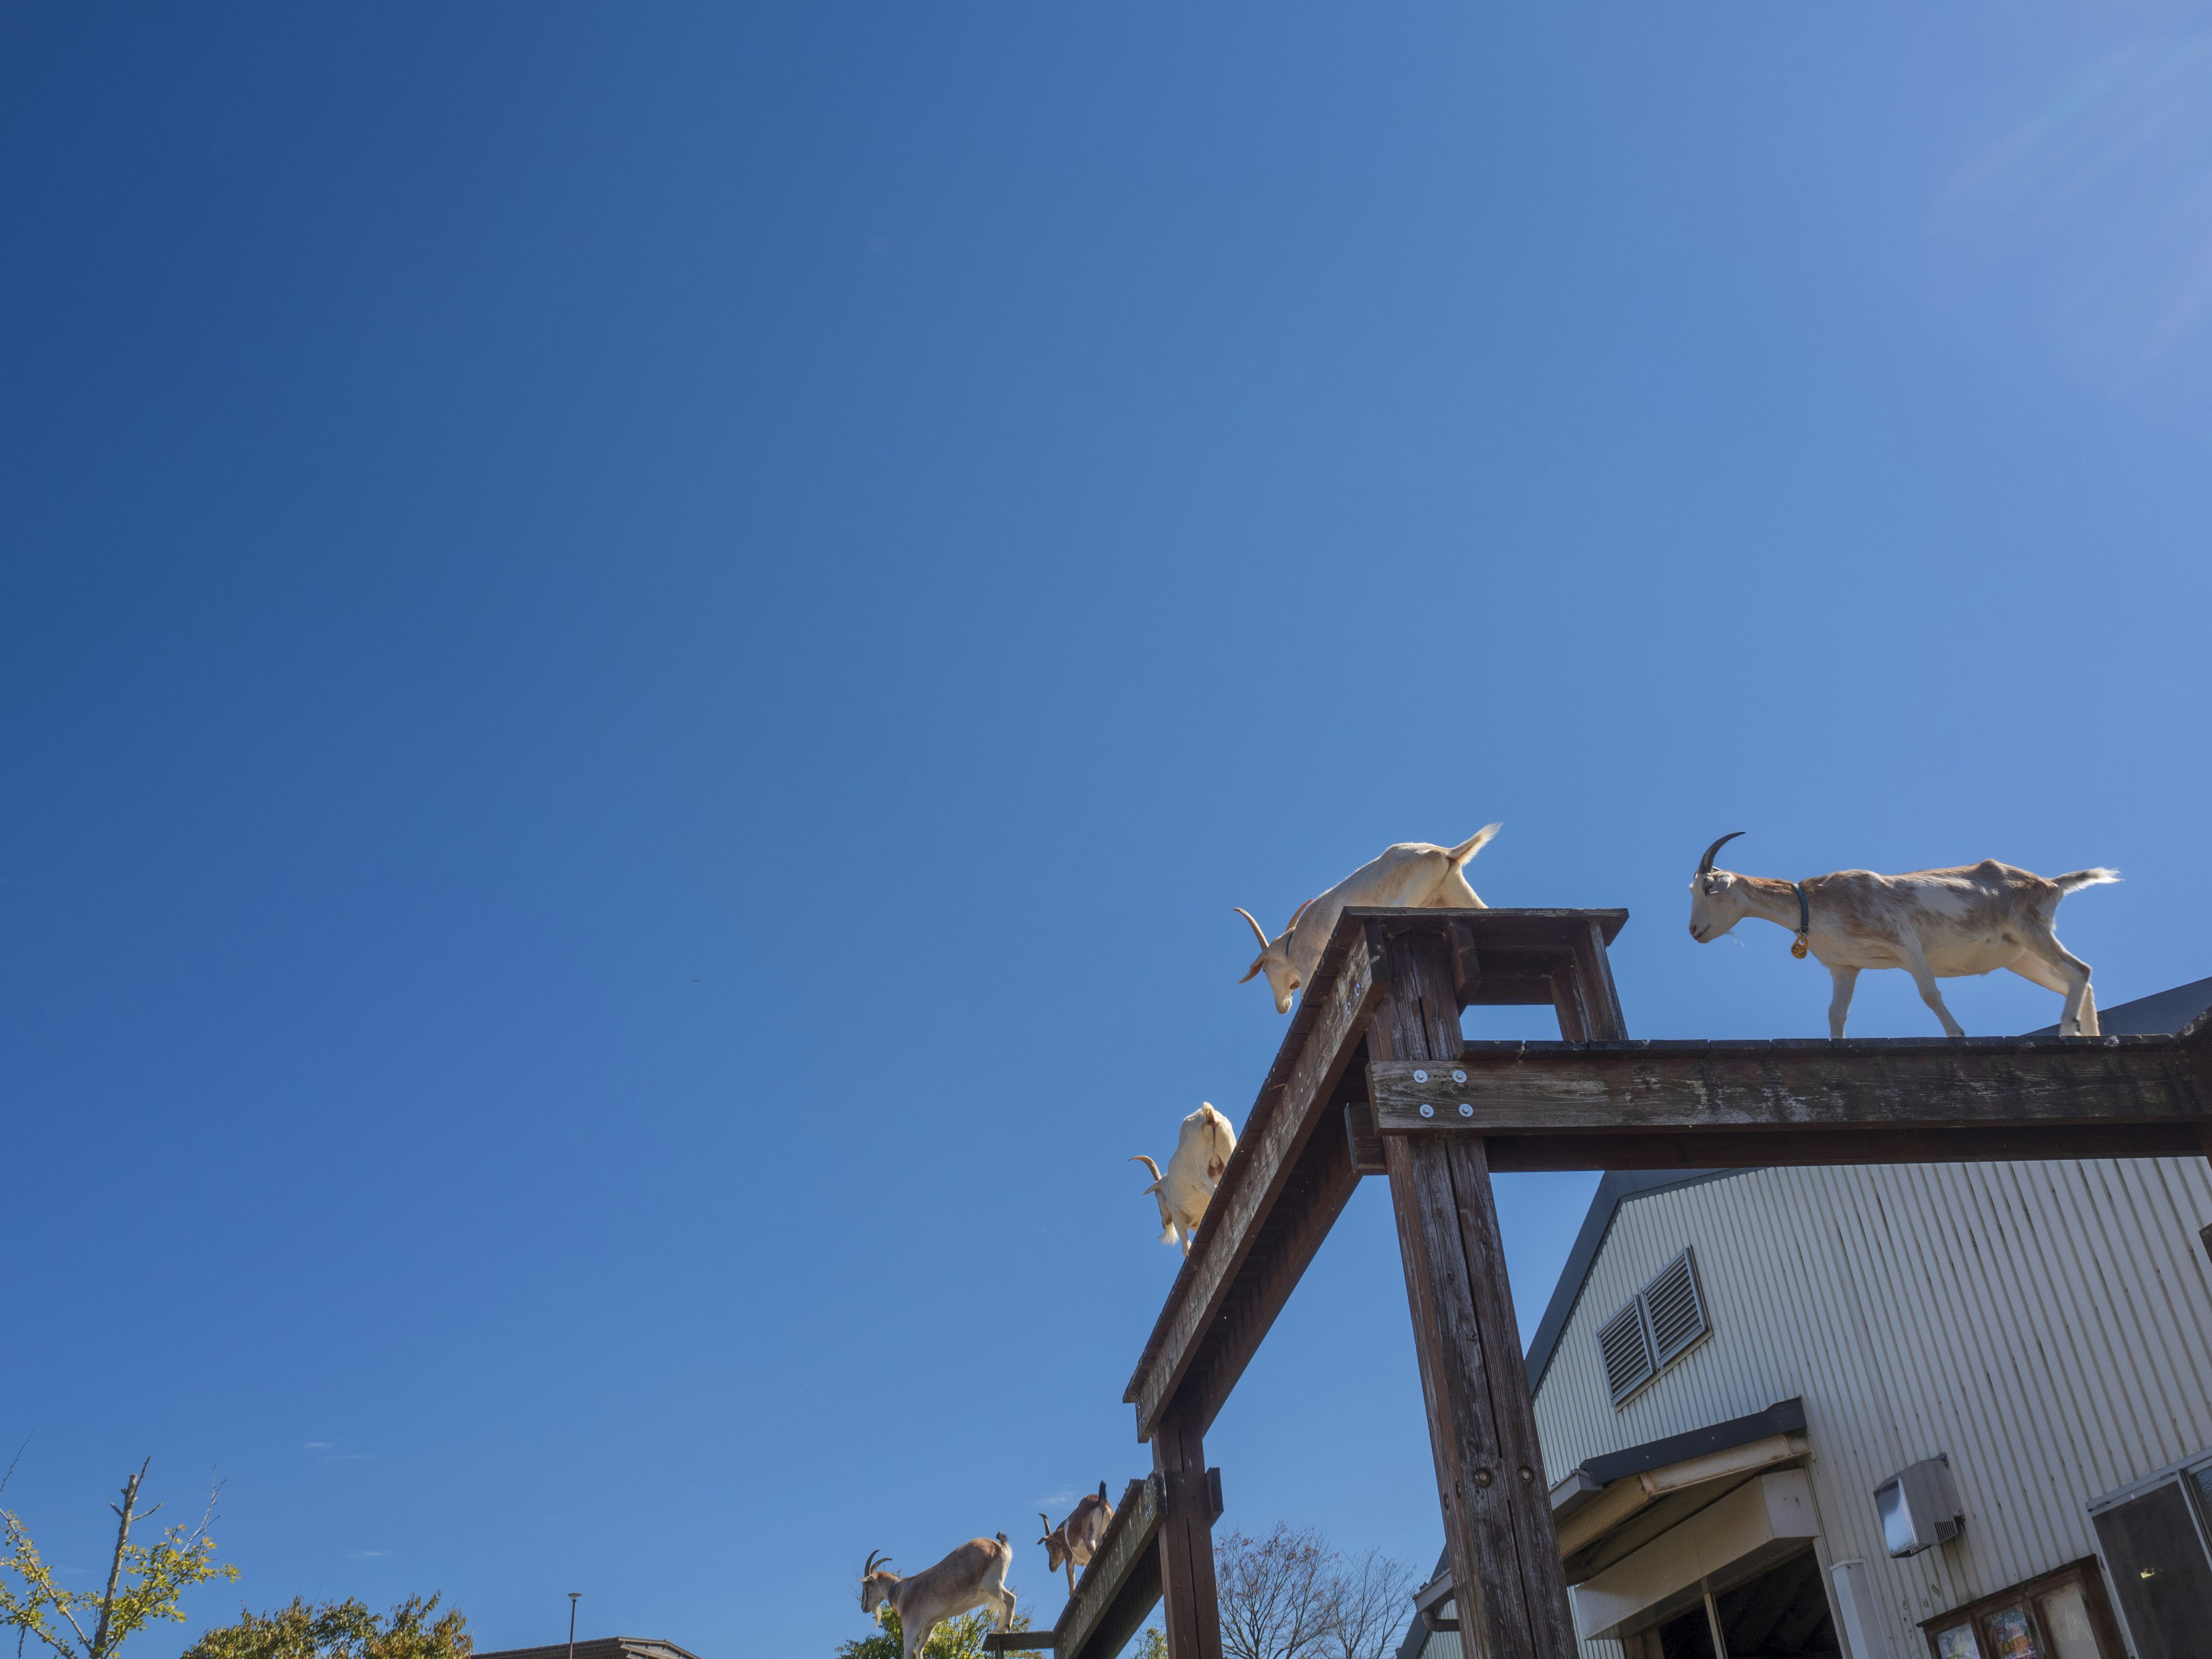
[1131,1104,1236,1257]
[1685,832,2119,1038]
[1236,827,1502,1014]
[860,1536,1018,1659]
[1038,1483,1115,1597]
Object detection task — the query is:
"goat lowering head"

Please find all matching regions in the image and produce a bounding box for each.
[1037,1514,1070,1578]
[1686,831,1750,944]
[1236,899,1314,1015]
[1237,827,1500,1014]
[1128,1154,1178,1248]
[861,1551,897,1619]
[1131,1104,1238,1256]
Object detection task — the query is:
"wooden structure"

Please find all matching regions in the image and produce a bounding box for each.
[1041,908,2212,1659]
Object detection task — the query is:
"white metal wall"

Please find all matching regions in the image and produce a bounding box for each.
[1529,1157,2212,1658]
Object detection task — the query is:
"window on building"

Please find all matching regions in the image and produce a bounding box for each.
[2088,1453,2212,1659]
[1920,1560,2124,1659]
[1597,1247,1709,1407]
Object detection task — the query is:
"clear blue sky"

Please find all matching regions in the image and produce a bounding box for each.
[5,5,2210,1658]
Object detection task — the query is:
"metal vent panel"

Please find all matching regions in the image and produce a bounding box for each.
[1645,1248,1708,1364]
[1597,1300,1656,1404]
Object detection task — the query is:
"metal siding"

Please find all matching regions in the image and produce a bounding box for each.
[1531,1156,2212,1658]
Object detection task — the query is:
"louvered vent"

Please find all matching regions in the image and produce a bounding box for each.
[1597,1300,1657,1405]
[1594,1246,1711,1409]
[1644,1249,1708,1364]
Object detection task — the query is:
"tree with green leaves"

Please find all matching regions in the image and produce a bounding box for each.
[181,1595,471,1659]
[0,1460,240,1659]
[836,1607,1042,1659]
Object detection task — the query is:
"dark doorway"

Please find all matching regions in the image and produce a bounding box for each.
[1712,1550,1840,1657]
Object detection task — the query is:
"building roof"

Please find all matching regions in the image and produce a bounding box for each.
[475,1639,702,1659]
[1520,972,2212,1395]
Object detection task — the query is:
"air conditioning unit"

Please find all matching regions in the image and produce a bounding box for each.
[1874,1456,1964,1558]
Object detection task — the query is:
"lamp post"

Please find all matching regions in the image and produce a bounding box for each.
[567,1593,581,1659]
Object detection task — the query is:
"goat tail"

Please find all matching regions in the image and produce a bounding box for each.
[2054,867,2122,893]
[1448,824,1503,866]
[1161,1220,1182,1249]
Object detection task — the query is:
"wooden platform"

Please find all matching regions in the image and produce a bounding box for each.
[1088,907,2212,1659]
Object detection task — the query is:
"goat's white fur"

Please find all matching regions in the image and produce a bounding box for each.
[1685,833,2119,1038]
[1237,827,1501,1014]
[1039,1483,1115,1597]
[860,1536,1018,1659]
[1130,1104,1237,1256]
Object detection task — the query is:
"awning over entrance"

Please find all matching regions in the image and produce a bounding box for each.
[1550,1398,1809,1584]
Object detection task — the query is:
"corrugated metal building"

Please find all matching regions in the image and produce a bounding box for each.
[1395,978,2212,1659]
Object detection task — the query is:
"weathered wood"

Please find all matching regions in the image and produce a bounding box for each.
[1570,916,1627,1041]
[1448,921,1482,1005]
[1176,1104,1365,1431]
[983,1635,1055,1653]
[1125,923,1381,1439]
[1478,1123,2205,1171]
[1370,1040,2211,1137]
[1055,1477,1160,1659]
[1151,1414,1222,1659]
[1376,926,1578,1659]
[1345,1100,1388,1175]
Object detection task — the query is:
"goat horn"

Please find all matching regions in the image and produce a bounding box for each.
[1039,1512,1054,1541]
[1130,1153,1163,1182]
[1233,907,1270,949]
[863,1551,890,1577]
[1697,832,1746,875]
[1285,896,1316,931]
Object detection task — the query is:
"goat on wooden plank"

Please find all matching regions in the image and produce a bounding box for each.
[1236,826,1501,1014]
[1037,1482,1114,1596]
[1131,1103,1237,1256]
[861,1537,1017,1659]
[1686,832,2119,1037]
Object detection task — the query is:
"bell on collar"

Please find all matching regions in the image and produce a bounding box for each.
[1791,934,1810,960]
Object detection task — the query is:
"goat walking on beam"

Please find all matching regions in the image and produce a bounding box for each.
[1131,1104,1236,1256]
[1236,825,1501,1014]
[861,1537,1017,1659]
[1686,832,2119,1038]
[1038,1482,1114,1596]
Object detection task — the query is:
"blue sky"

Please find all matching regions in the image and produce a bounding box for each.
[5,5,2211,1658]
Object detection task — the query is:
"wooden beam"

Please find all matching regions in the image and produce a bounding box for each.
[1055,1477,1162,1659]
[1371,1039,2212,1137]
[1375,925,1578,1659]
[1151,1415,1222,1659]
[1346,1100,1387,1175]
[1122,910,1634,1442]
[1123,922,1381,1440]
[1477,1123,2205,1171]
[983,1636,1055,1653]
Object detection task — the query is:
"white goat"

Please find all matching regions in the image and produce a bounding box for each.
[1038,1483,1115,1596]
[1130,1103,1237,1256]
[861,1536,1017,1659]
[1685,832,2119,1038]
[1236,827,1501,1014]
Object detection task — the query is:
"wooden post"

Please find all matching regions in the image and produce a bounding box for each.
[1152,1409,1223,1659]
[1373,922,1580,1659]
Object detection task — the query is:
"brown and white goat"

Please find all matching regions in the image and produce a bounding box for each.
[860,1536,1017,1659]
[1237,827,1501,1014]
[1038,1483,1115,1596]
[1131,1104,1237,1256]
[1686,832,2119,1038]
